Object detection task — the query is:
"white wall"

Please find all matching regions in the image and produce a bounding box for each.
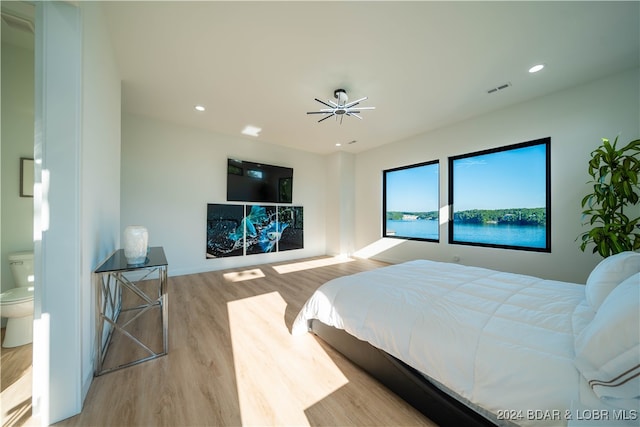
[121,69,639,282]
[34,2,83,422]
[325,151,356,256]
[354,68,640,284]
[121,114,327,276]
[79,1,121,402]
[33,2,121,423]
[1,42,34,293]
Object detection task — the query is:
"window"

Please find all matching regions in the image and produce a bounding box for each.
[383,160,439,241]
[448,137,550,252]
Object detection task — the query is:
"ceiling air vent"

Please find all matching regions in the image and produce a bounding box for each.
[487,82,511,94]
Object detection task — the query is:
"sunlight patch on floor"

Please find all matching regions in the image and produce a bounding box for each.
[223,268,266,282]
[227,291,348,426]
[352,238,404,259]
[272,256,354,274]
[0,365,34,427]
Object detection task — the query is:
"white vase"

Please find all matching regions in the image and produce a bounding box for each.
[124,226,149,265]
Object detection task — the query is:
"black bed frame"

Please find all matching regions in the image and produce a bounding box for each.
[310,320,497,427]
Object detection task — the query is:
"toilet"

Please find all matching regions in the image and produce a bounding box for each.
[0,252,34,348]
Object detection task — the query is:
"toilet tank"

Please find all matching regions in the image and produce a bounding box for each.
[8,252,34,288]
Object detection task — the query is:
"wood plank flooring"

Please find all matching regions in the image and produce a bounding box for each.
[7,256,437,427]
[1,328,38,427]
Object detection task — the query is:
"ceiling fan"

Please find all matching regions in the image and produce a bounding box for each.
[307,89,375,124]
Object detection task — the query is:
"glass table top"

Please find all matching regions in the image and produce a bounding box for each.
[95,247,167,273]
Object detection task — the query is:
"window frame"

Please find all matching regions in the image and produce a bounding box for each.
[447,137,551,252]
[382,159,440,242]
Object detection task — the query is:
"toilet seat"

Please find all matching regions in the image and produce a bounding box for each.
[0,287,34,304]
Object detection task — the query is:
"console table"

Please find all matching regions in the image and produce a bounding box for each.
[94,246,168,375]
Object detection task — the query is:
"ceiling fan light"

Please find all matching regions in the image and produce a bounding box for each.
[334,89,348,105]
[308,89,374,124]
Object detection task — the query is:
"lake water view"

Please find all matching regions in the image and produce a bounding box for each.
[386,219,547,248]
[386,219,439,240]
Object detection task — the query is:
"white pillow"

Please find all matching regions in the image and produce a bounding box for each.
[585,251,640,311]
[574,273,640,400]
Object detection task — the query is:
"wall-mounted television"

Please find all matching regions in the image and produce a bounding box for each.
[227,158,293,203]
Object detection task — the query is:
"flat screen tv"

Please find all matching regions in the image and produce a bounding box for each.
[227,158,293,204]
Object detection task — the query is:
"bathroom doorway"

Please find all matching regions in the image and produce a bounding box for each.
[1,1,36,424]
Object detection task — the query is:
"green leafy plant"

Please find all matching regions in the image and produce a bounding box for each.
[578,136,640,257]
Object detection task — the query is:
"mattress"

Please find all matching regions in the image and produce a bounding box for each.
[292,259,637,426]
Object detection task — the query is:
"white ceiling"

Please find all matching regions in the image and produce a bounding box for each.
[7,2,640,155]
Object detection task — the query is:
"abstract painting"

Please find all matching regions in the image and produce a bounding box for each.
[206,203,304,258]
[206,204,245,258]
[245,205,279,255]
[277,206,304,251]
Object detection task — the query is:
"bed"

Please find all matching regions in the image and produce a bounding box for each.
[292,252,640,426]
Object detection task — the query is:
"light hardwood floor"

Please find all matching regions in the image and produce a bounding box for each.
[1,328,38,427]
[7,256,437,427]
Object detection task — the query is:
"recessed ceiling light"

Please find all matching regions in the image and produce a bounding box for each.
[529,64,545,73]
[241,125,262,137]
[335,143,342,147]
[194,105,206,112]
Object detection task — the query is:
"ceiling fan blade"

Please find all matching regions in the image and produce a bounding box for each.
[314,98,334,109]
[310,92,372,123]
[318,113,335,123]
[345,97,367,108]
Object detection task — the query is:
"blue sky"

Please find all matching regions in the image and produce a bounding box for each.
[385,143,547,212]
[386,163,439,212]
[453,144,546,211]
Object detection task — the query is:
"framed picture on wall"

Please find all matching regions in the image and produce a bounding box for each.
[20,157,34,198]
[206,203,245,258]
[278,205,304,251]
[245,204,278,255]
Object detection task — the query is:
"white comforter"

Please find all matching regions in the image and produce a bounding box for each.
[292,259,626,426]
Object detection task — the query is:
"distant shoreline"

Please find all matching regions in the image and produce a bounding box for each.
[387,207,546,227]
